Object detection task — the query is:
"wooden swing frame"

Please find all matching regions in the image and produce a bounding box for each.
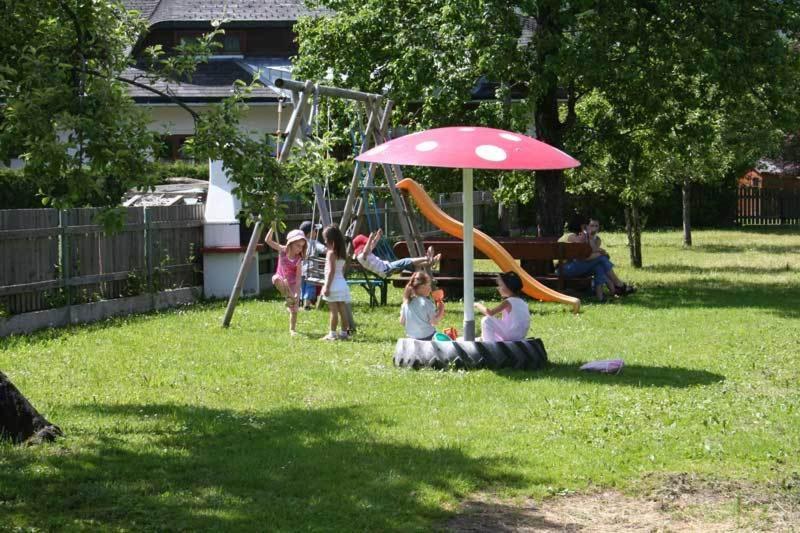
[221,78,428,327]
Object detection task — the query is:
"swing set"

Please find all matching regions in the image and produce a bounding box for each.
[221,79,428,327]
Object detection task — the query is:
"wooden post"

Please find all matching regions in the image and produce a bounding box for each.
[144,207,153,292]
[221,219,263,328]
[58,210,72,322]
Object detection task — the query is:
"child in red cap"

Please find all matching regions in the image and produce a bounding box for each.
[353,228,440,278]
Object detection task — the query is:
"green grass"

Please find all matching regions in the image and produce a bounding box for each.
[1,228,799,531]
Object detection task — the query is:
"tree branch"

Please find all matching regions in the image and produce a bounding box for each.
[78,67,200,121]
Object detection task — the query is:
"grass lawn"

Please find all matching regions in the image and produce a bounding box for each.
[1,228,799,531]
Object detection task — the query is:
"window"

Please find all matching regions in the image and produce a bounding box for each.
[160,135,193,161]
[222,34,242,54]
[174,30,245,55]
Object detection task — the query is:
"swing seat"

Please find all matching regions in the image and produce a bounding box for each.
[303,257,387,307]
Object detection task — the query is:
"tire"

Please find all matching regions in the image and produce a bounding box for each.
[393,337,547,371]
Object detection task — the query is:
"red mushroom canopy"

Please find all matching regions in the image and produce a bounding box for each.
[356,126,580,170]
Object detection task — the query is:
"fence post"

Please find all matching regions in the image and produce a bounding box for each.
[144,207,153,293]
[59,209,72,323]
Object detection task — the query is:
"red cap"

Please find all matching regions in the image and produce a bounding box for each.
[352,234,368,255]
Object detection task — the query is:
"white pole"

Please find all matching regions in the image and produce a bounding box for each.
[463,167,475,341]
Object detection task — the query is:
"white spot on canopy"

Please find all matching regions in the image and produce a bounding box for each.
[475,144,507,162]
[415,141,439,152]
[499,133,522,142]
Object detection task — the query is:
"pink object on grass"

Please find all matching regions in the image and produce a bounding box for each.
[579,359,624,374]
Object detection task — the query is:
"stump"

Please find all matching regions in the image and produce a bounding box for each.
[0,371,62,445]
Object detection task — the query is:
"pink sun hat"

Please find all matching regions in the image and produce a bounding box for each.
[285,229,306,247]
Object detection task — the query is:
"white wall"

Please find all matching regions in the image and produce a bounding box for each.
[141,103,288,138]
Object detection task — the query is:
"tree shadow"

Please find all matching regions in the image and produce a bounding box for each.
[644,263,795,275]
[493,361,724,388]
[0,404,531,531]
[689,243,799,255]
[622,278,800,318]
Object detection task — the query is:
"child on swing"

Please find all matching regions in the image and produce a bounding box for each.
[474,272,530,342]
[265,227,307,336]
[353,228,440,278]
[320,225,352,341]
[400,271,445,340]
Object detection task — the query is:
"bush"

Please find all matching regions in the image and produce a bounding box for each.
[151,161,209,182]
[0,162,210,209]
[0,168,43,209]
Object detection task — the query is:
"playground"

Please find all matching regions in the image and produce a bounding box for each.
[2,228,798,530]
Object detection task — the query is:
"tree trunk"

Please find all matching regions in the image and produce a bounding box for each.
[625,205,643,268]
[534,169,565,237]
[532,2,567,238]
[0,371,62,445]
[682,177,693,246]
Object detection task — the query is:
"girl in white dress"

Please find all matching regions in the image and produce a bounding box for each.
[474,272,530,342]
[320,225,352,340]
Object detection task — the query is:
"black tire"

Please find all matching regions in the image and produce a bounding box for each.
[393,337,547,371]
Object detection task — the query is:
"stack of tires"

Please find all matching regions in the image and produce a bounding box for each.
[393,338,548,371]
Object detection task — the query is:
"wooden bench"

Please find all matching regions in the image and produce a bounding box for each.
[393,238,593,296]
[304,256,388,307]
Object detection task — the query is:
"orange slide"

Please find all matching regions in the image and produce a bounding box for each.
[396,178,581,312]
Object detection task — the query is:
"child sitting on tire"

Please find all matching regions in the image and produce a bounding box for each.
[474,272,530,342]
[400,271,445,341]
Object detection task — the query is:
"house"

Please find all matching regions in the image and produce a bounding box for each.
[123,0,329,159]
[739,159,800,190]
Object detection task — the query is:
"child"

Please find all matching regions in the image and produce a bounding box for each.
[299,220,327,309]
[320,225,352,341]
[353,228,440,278]
[399,271,445,340]
[474,272,530,342]
[264,227,307,336]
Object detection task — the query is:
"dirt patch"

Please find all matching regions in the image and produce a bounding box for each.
[444,473,800,532]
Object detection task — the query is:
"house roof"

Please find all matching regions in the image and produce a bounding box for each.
[122,0,329,25]
[124,59,280,102]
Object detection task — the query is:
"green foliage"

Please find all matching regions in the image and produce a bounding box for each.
[1,229,799,529]
[0,0,160,213]
[0,168,42,208]
[151,161,209,182]
[0,2,292,230]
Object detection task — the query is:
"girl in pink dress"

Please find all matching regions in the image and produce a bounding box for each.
[265,227,307,336]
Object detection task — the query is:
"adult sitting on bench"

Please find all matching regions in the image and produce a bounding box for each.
[559,213,633,303]
[353,228,440,278]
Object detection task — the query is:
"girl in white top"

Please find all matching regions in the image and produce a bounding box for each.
[474,272,530,342]
[320,225,352,341]
[399,271,445,340]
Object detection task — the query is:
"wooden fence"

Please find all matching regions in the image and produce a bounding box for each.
[1,193,497,317]
[0,205,204,316]
[737,187,800,226]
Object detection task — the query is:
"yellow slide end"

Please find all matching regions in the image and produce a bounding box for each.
[396,178,581,313]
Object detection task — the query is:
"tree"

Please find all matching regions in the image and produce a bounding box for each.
[297,0,800,247]
[0,0,289,442]
[573,0,800,261]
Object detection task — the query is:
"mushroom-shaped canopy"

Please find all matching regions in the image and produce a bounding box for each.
[356,126,580,170]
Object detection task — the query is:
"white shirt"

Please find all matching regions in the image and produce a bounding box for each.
[401,297,436,339]
[357,252,389,277]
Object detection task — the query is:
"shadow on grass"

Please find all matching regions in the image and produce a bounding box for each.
[494,361,724,388]
[644,263,795,275]
[623,278,800,318]
[0,404,530,531]
[689,243,799,255]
